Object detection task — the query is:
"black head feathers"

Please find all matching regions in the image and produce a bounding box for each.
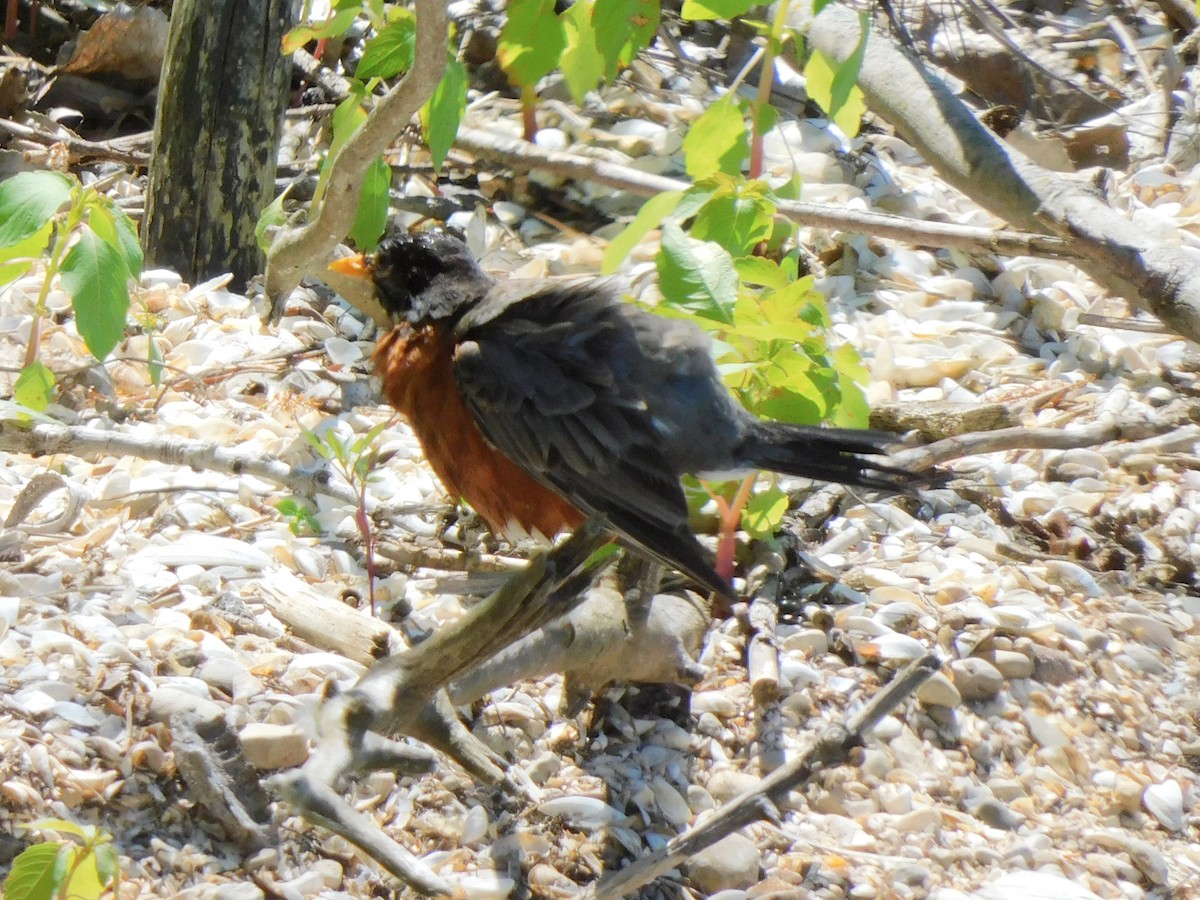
[368,233,492,325]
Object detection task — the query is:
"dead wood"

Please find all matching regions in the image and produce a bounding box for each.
[743,546,784,706]
[446,583,709,714]
[264,0,446,322]
[892,411,1200,472]
[0,419,391,512]
[797,2,1200,344]
[268,520,614,892]
[453,126,1071,259]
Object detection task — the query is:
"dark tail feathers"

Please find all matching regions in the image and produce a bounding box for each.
[739,422,919,491]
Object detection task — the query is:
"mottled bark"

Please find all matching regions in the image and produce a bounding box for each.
[143,0,293,288]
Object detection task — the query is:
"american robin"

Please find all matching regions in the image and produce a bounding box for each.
[329,232,912,599]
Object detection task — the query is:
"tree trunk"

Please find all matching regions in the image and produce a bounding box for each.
[143,0,293,289]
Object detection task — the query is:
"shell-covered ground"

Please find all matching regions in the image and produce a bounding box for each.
[3,6,1200,900]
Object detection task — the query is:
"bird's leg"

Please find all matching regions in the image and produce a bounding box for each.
[616,551,665,626]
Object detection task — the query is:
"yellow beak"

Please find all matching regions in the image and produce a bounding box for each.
[328,253,372,279]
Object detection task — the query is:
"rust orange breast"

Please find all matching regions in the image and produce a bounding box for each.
[374,325,585,541]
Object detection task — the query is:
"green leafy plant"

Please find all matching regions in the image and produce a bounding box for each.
[0,171,144,412]
[305,418,393,613]
[278,0,469,251]
[275,496,323,535]
[606,175,872,578]
[283,0,875,583]
[3,819,119,900]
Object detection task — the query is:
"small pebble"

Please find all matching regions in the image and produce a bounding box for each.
[239,722,309,770]
[990,649,1035,679]
[917,672,962,708]
[683,833,761,893]
[707,769,759,803]
[1142,780,1185,832]
[951,658,1005,701]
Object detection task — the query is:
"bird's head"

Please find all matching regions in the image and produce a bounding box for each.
[328,232,491,326]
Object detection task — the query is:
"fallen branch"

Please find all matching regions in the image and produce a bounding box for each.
[0,116,151,166]
[798,2,1200,343]
[268,520,613,892]
[0,420,383,511]
[743,546,784,706]
[453,127,1071,259]
[265,0,446,319]
[584,653,942,899]
[447,583,709,712]
[892,415,1200,472]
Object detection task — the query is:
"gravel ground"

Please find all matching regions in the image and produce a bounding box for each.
[3,31,1200,900]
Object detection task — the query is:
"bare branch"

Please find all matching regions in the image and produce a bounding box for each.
[0,421,368,507]
[585,654,942,899]
[453,127,1072,259]
[265,0,447,319]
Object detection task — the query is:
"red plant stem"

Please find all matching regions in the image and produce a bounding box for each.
[356,484,377,615]
[4,0,17,42]
[705,473,758,585]
[521,87,538,142]
[23,317,40,369]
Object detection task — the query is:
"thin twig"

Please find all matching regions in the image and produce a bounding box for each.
[585,653,941,899]
[0,117,150,165]
[0,420,417,512]
[453,127,1072,258]
[891,416,1198,472]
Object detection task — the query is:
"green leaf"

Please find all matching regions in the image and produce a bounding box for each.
[3,842,66,900]
[356,13,416,79]
[25,818,91,840]
[60,229,131,360]
[92,842,118,887]
[733,256,787,289]
[690,189,774,256]
[803,47,867,138]
[497,0,567,89]
[560,0,606,102]
[349,156,391,250]
[742,485,788,539]
[275,498,322,535]
[0,172,72,249]
[329,86,368,157]
[303,429,332,460]
[829,14,869,132]
[63,846,105,900]
[762,276,826,323]
[756,385,823,424]
[317,85,368,202]
[281,5,360,53]
[147,336,163,387]
[87,203,143,280]
[656,223,737,324]
[353,417,393,455]
[583,541,621,570]
[683,93,748,178]
[255,187,291,254]
[601,190,683,274]
[681,0,754,21]
[0,221,54,287]
[593,0,660,79]
[14,361,55,412]
[420,58,468,172]
[832,371,870,428]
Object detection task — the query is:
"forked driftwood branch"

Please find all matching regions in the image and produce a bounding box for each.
[268,519,613,892]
